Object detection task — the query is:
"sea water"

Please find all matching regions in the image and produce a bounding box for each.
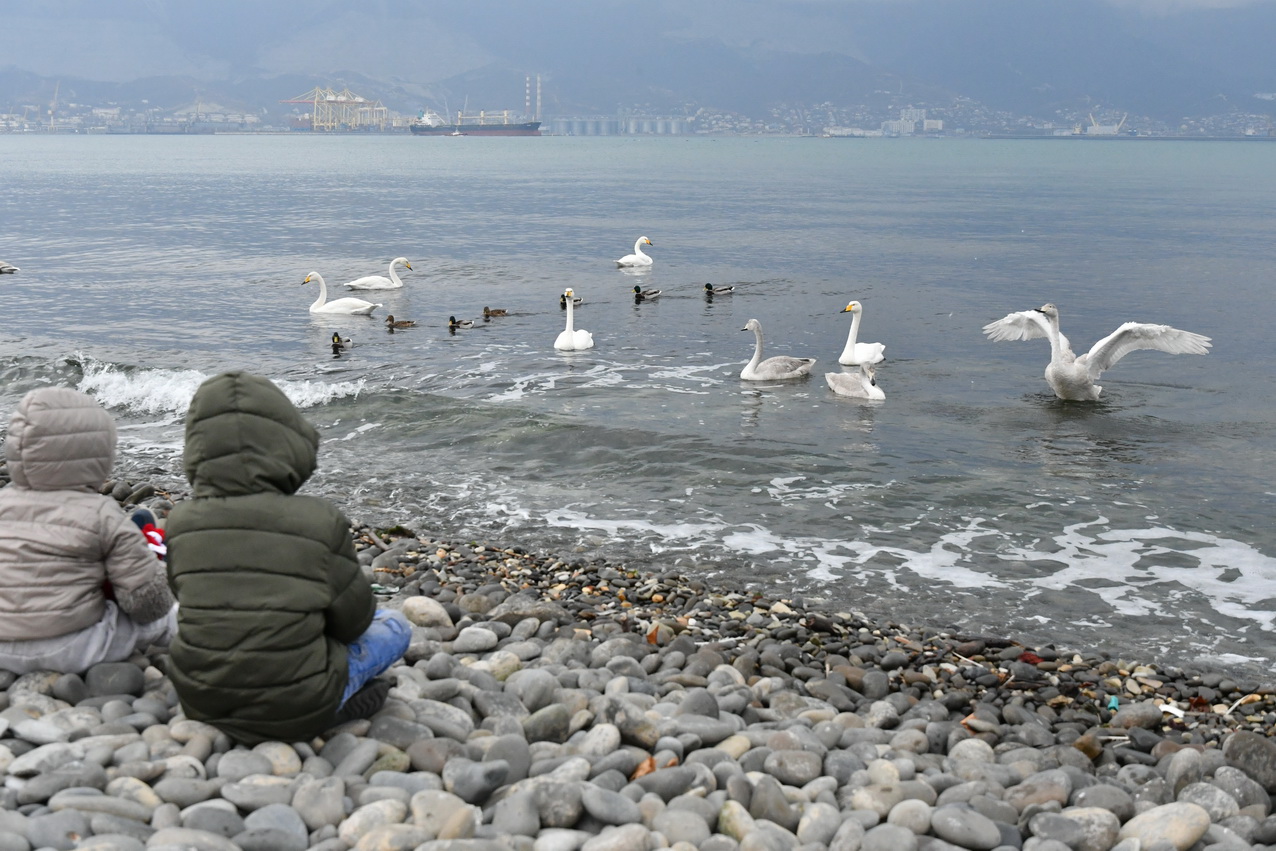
[2,133,1274,675]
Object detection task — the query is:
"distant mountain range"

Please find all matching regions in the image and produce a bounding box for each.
[1,0,1273,124]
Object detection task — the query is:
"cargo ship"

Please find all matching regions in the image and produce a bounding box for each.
[410,109,541,136]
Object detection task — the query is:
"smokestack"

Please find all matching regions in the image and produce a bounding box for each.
[526,75,531,118]
[536,75,542,121]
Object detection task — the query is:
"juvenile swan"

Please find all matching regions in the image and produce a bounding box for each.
[346,257,412,290]
[982,302,1211,401]
[740,318,815,381]
[826,364,884,400]
[839,301,886,365]
[616,236,654,267]
[555,288,594,350]
[304,272,381,315]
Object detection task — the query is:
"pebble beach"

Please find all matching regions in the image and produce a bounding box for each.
[3,472,1276,851]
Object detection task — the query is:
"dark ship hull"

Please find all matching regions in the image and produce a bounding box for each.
[410,121,541,137]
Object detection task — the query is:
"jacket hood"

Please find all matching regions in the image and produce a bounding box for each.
[5,387,116,491]
[183,371,318,498]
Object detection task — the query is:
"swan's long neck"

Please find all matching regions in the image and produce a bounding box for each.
[388,259,403,286]
[749,326,765,369]
[1043,312,1072,362]
[564,299,575,333]
[846,310,863,348]
[310,274,327,309]
[633,239,647,259]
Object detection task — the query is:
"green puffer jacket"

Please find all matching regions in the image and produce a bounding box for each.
[165,371,374,745]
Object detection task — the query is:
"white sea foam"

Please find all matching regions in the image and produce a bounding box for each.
[76,357,365,417]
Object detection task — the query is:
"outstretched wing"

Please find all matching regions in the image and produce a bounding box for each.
[1082,322,1212,379]
[981,309,1053,342]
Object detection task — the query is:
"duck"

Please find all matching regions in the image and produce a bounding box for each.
[740,318,816,381]
[838,301,886,365]
[449,316,474,330]
[705,283,734,296]
[982,302,1212,401]
[826,363,885,400]
[346,257,412,290]
[304,272,382,315]
[384,314,417,329]
[560,292,583,309]
[483,306,508,319]
[0,261,18,274]
[616,236,655,267]
[555,288,594,350]
[633,285,662,300]
[331,333,353,354]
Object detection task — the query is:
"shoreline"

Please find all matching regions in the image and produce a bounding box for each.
[3,471,1276,848]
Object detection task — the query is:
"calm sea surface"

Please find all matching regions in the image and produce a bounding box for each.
[2,134,1274,675]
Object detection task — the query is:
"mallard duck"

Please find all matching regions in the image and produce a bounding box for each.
[560,292,583,309]
[705,283,735,296]
[633,285,662,300]
[483,306,508,319]
[384,314,417,329]
[449,316,474,330]
[982,302,1211,401]
[304,272,381,315]
[331,333,353,354]
[740,318,816,381]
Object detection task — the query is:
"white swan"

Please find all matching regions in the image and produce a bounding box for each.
[839,301,886,365]
[555,288,594,350]
[616,236,654,267]
[982,302,1212,401]
[740,318,816,381]
[304,272,382,315]
[826,364,884,400]
[346,257,412,290]
[0,261,18,274]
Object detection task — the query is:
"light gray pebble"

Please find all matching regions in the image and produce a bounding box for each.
[862,822,918,851]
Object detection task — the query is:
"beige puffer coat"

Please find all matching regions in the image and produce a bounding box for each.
[0,387,173,640]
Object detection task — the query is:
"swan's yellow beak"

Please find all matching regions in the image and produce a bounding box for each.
[303,275,312,285]
[405,262,413,270]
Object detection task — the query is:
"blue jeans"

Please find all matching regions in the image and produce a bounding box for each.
[340,608,411,705]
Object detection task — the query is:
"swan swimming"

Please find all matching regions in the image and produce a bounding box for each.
[633,285,662,300]
[826,364,884,401]
[616,236,654,267]
[385,314,416,329]
[0,261,18,274]
[346,257,412,290]
[304,272,382,315]
[555,288,594,350]
[838,301,886,365]
[982,302,1212,401]
[705,283,734,296]
[740,318,816,381]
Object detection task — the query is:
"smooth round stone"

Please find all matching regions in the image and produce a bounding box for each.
[338,799,409,846]
[948,738,997,764]
[524,704,572,744]
[411,789,475,837]
[763,750,823,787]
[153,778,223,807]
[651,808,712,844]
[1110,701,1164,730]
[355,823,435,849]
[443,758,509,804]
[930,805,1002,850]
[1223,731,1276,792]
[1177,781,1240,821]
[75,836,146,851]
[232,827,307,851]
[748,775,798,831]
[183,804,246,838]
[492,790,541,836]
[887,799,933,834]
[531,780,585,829]
[862,822,918,851]
[1004,770,1072,812]
[28,809,91,850]
[504,669,560,714]
[332,739,382,777]
[243,802,308,842]
[402,596,453,628]
[484,735,532,784]
[216,750,275,781]
[368,716,436,752]
[581,784,642,825]
[796,801,842,845]
[631,766,696,802]
[146,826,242,851]
[84,663,145,698]
[220,776,296,810]
[580,823,655,851]
[1071,784,1135,822]
[1118,801,1211,849]
[48,791,151,822]
[1054,807,1121,851]
[454,626,500,653]
[718,800,757,841]
[253,742,303,776]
